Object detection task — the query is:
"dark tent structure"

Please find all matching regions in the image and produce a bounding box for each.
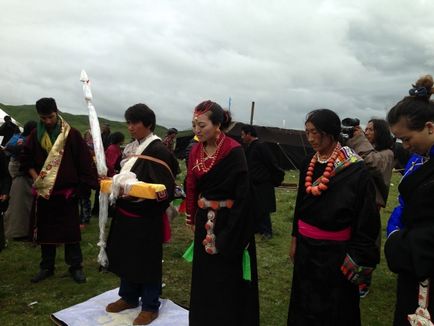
[175,122,313,170]
[175,122,412,174]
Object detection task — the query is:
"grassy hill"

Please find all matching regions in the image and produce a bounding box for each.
[0,103,169,139]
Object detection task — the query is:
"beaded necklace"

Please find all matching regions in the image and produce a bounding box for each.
[198,133,226,173]
[305,143,341,196]
[316,151,335,164]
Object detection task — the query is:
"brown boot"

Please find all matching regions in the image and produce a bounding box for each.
[133,311,158,325]
[106,298,138,313]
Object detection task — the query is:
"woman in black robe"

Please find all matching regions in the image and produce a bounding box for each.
[288,109,380,326]
[384,75,434,325]
[186,100,259,326]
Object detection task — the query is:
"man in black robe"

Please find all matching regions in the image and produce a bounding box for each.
[241,125,284,239]
[21,98,98,283]
[105,103,179,326]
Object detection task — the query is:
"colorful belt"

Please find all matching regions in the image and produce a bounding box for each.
[197,198,234,210]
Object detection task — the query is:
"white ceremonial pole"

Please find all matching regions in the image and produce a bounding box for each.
[80,70,110,267]
[80,70,107,176]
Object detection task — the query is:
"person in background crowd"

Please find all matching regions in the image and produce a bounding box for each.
[347,119,395,209]
[346,118,395,297]
[0,115,20,147]
[105,131,125,177]
[105,103,178,326]
[162,128,178,153]
[384,75,434,326]
[21,98,98,283]
[79,130,95,226]
[176,134,199,216]
[0,148,11,251]
[241,124,284,240]
[104,131,125,219]
[392,141,411,175]
[182,134,199,194]
[83,129,95,154]
[288,109,380,326]
[184,135,199,171]
[101,123,111,150]
[3,120,37,240]
[186,100,259,326]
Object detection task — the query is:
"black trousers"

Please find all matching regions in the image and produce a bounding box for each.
[40,243,83,271]
[256,211,272,236]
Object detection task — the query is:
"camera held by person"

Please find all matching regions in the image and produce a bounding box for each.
[341,118,360,140]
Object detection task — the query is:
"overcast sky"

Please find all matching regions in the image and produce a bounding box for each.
[1,0,434,130]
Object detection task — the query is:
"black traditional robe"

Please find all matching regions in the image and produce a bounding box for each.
[106,139,178,284]
[385,156,434,326]
[20,128,98,243]
[288,156,380,326]
[187,141,259,326]
[244,139,284,214]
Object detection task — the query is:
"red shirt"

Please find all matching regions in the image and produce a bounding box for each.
[105,144,122,177]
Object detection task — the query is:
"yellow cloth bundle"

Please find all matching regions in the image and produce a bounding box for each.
[100,179,167,200]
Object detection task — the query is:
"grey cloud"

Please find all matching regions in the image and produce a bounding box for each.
[2,0,434,130]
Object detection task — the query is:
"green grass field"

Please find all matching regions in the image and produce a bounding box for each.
[0,169,400,325]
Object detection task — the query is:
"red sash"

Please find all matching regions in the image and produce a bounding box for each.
[298,220,351,241]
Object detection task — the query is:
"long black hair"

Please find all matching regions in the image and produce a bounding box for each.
[369,119,394,150]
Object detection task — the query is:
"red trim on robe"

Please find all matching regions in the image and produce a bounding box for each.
[185,134,240,224]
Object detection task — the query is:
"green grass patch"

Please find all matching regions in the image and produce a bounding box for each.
[0,169,400,325]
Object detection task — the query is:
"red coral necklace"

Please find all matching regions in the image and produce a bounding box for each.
[199,133,225,173]
[305,143,340,196]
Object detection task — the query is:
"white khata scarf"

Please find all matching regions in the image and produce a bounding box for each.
[121,133,161,173]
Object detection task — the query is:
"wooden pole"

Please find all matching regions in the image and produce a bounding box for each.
[250,101,255,125]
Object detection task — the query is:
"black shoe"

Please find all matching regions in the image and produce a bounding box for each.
[31,269,54,283]
[70,269,86,283]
